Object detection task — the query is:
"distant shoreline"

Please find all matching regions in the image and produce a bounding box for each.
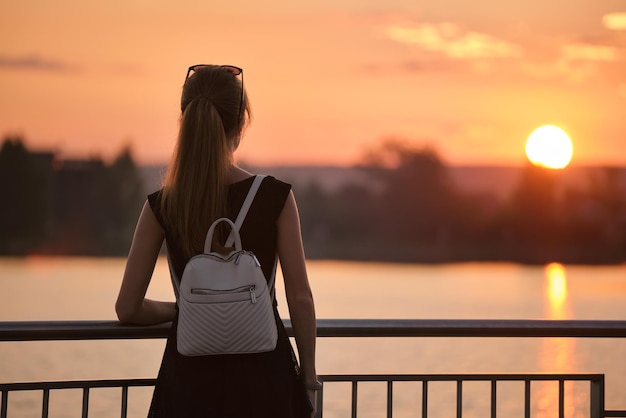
[142,164,626,203]
[2,253,623,266]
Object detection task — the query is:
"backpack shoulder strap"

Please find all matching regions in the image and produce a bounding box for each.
[167,250,180,300]
[225,175,265,248]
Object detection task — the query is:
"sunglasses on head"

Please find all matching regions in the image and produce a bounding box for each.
[185,65,244,121]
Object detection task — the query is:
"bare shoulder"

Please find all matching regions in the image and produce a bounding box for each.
[278,190,301,233]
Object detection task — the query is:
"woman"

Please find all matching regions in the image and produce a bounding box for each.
[115,64,318,417]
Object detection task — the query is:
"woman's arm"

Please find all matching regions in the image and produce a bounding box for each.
[116,200,177,325]
[277,191,318,385]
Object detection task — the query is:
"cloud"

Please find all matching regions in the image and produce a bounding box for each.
[384,22,521,59]
[520,59,597,83]
[360,57,465,74]
[603,12,626,31]
[518,37,623,83]
[0,55,74,73]
[561,43,620,62]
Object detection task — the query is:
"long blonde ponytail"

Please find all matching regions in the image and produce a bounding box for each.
[161,65,249,259]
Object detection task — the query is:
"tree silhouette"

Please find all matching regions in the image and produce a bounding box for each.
[359,140,476,260]
[0,137,52,253]
[0,137,145,256]
[98,146,145,254]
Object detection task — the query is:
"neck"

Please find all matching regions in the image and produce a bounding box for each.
[228,165,254,183]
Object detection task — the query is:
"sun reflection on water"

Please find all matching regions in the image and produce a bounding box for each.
[537,263,587,418]
[546,262,568,318]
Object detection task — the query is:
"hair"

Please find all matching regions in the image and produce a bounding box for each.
[160,65,251,259]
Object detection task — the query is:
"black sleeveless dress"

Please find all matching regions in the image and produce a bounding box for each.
[146,176,312,418]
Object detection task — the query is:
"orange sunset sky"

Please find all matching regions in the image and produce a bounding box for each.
[1,0,626,167]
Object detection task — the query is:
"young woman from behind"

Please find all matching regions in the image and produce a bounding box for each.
[115,64,318,417]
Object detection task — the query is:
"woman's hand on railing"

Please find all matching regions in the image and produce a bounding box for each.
[116,299,176,326]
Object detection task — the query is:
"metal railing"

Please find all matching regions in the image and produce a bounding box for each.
[318,373,609,418]
[1,319,626,418]
[0,378,155,418]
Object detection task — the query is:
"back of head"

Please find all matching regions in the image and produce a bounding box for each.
[180,65,248,147]
[162,65,251,259]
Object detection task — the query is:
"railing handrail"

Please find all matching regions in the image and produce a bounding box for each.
[1,319,625,341]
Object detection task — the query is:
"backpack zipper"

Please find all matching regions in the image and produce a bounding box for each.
[191,285,255,297]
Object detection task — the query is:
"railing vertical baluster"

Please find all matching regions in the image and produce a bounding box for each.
[457,380,462,418]
[42,388,49,418]
[589,375,604,418]
[1,390,8,418]
[387,380,393,418]
[524,380,531,418]
[422,381,428,418]
[121,386,128,418]
[82,387,89,418]
[351,381,358,418]
[490,380,497,418]
[316,384,324,418]
[559,379,564,418]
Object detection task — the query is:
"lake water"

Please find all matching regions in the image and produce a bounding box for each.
[0,257,625,417]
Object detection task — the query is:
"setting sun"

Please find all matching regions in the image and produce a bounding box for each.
[525,125,574,169]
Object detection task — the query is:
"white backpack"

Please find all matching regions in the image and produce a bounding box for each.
[168,175,278,356]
